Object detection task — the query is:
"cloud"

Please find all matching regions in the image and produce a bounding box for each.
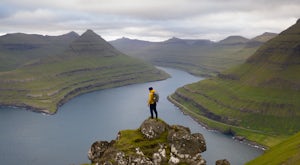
[0,0,299,41]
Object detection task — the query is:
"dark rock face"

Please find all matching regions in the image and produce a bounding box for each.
[88,141,113,163]
[88,119,210,165]
[216,159,231,165]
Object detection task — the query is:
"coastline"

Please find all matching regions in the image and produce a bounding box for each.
[0,73,170,115]
[0,103,53,115]
[167,95,268,151]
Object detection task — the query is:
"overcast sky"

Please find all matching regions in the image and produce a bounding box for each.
[1,0,299,41]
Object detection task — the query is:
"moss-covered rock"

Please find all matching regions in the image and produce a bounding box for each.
[88,118,208,165]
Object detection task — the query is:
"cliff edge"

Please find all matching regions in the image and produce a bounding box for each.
[88,118,230,165]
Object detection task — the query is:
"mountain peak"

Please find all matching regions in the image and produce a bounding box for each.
[218,36,249,45]
[65,31,79,37]
[67,29,119,56]
[247,18,300,66]
[163,37,187,44]
[79,29,103,41]
[82,29,97,36]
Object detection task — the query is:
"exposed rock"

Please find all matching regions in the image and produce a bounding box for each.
[168,125,206,158]
[88,141,115,163]
[140,118,169,139]
[88,119,212,165]
[216,159,231,165]
[234,136,246,141]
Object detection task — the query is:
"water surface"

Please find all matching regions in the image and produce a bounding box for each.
[0,67,263,165]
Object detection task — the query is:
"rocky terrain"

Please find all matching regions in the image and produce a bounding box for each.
[88,119,230,165]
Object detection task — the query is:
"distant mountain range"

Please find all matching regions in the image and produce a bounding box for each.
[169,19,300,149]
[110,32,277,76]
[0,30,169,114]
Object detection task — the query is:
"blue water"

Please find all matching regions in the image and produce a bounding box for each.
[0,67,263,165]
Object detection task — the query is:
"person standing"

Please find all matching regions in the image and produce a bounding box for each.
[147,87,158,119]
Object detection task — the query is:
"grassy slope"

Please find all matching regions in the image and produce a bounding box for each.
[0,31,169,114]
[152,44,258,77]
[246,132,300,165]
[0,54,168,114]
[169,20,300,147]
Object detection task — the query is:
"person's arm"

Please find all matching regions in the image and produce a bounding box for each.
[148,92,153,105]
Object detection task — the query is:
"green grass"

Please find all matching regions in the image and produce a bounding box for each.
[0,54,169,114]
[168,93,288,147]
[246,132,300,165]
[169,75,300,147]
[168,20,300,146]
[114,127,169,158]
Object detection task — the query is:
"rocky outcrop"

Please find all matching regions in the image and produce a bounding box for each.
[88,118,212,165]
[216,159,231,165]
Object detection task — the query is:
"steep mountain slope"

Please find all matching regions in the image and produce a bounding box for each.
[0,31,79,71]
[111,34,274,77]
[0,30,169,114]
[251,32,278,42]
[169,19,300,147]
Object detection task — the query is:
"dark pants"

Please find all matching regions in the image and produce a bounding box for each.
[149,103,157,119]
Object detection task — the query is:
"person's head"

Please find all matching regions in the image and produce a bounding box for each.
[148,87,153,91]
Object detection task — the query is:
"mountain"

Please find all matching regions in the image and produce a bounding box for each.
[218,35,250,45]
[251,32,277,42]
[0,31,79,71]
[0,30,169,114]
[67,29,119,56]
[169,19,300,147]
[111,35,267,77]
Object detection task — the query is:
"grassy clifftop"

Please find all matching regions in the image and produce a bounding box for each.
[0,30,169,114]
[246,132,300,165]
[169,19,300,147]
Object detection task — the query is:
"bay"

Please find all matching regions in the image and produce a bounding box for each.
[0,67,263,165]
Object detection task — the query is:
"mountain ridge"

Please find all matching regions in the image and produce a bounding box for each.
[67,29,119,56]
[169,19,300,147]
[0,29,169,114]
[110,33,276,77]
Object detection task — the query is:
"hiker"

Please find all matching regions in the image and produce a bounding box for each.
[147,87,158,119]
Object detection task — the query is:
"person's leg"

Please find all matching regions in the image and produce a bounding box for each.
[150,104,154,118]
[153,103,158,118]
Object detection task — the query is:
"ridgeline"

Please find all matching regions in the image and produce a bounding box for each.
[110,32,277,77]
[169,19,300,148]
[0,30,169,114]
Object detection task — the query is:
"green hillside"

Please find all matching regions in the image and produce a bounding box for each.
[111,33,276,77]
[169,19,300,147]
[246,132,300,165]
[0,32,79,71]
[0,30,169,114]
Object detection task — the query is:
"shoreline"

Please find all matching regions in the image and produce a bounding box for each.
[167,95,268,151]
[0,72,170,115]
[0,103,54,115]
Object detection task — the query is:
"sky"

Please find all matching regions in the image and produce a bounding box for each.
[1,0,300,41]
